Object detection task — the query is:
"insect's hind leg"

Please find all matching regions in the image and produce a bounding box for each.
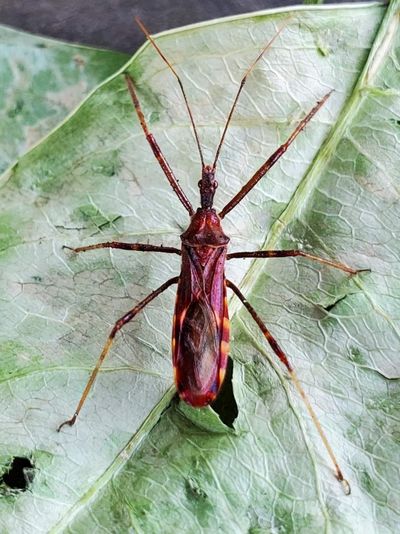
[57,276,179,431]
[64,242,181,255]
[226,279,351,495]
[227,249,369,275]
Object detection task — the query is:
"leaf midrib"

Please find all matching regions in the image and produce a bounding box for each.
[49,384,176,534]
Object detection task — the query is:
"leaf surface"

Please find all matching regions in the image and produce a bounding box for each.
[0,25,128,175]
[0,3,399,532]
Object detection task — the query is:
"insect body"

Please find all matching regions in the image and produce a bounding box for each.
[174,194,230,407]
[58,18,367,494]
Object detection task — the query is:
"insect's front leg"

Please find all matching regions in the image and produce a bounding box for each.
[228,249,369,275]
[63,242,181,255]
[57,276,179,431]
[226,279,351,495]
[219,92,332,219]
[125,74,195,216]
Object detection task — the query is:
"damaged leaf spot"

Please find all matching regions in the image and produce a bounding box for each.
[185,477,208,501]
[0,457,35,492]
[349,346,365,364]
[73,55,86,68]
[91,150,122,177]
[71,204,122,230]
[323,294,348,312]
[7,98,24,118]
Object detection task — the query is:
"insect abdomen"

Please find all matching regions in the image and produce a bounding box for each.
[177,298,220,405]
[173,290,229,407]
[172,242,229,407]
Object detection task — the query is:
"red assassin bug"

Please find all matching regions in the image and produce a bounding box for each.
[58,18,366,494]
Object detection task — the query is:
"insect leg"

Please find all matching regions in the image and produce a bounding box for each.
[64,242,181,255]
[219,92,332,219]
[57,276,179,431]
[226,279,351,495]
[125,74,194,216]
[227,250,369,275]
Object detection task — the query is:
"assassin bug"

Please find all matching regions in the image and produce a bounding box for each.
[58,17,367,494]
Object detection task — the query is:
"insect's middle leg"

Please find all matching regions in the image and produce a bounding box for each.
[226,279,350,494]
[228,249,368,275]
[64,242,181,255]
[57,276,179,432]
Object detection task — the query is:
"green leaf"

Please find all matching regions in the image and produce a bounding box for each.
[0,2,399,532]
[0,25,128,175]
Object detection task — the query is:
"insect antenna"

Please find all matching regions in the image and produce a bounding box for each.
[212,20,288,171]
[136,17,205,169]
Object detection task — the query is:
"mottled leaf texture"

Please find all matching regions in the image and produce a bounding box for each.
[0,25,128,175]
[0,2,399,533]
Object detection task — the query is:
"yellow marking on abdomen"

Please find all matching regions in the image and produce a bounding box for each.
[219,367,226,385]
[178,309,187,327]
[220,340,229,354]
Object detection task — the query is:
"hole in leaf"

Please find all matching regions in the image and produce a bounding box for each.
[1,457,35,491]
[323,294,347,312]
[211,357,238,428]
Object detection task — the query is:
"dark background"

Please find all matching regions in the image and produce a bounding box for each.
[0,0,368,53]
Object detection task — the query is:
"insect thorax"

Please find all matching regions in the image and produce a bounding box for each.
[180,207,229,248]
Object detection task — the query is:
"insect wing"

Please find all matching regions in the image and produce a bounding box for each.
[182,298,219,379]
[174,288,229,408]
